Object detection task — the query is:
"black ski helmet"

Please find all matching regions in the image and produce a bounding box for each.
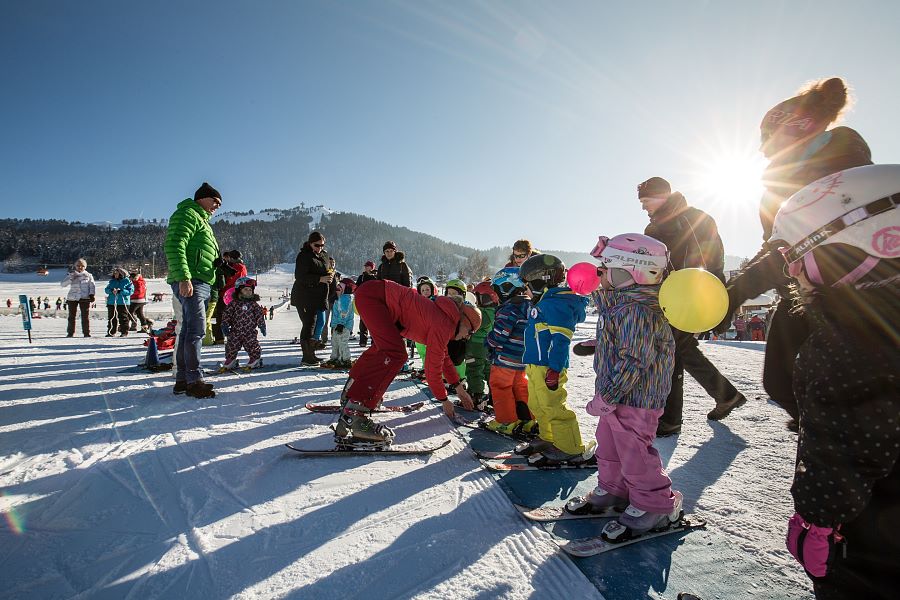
[518,254,566,294]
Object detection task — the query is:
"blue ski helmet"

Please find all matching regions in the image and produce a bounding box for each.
[491,267,525,303]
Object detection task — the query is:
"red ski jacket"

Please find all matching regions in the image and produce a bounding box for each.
[131,275,147,302]
[383,281,462,398]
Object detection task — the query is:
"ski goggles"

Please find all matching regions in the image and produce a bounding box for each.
[589,236,668,272]
[235,277,257,288]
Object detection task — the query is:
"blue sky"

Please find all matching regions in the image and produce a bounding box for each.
[2,1,898,258]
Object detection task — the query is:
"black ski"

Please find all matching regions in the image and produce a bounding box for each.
[304,401,425,414]
[285,438,450,457]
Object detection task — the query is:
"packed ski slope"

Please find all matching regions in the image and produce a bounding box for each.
[0,269,812,599]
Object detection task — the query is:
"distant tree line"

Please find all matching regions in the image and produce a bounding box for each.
[0,210,603,282]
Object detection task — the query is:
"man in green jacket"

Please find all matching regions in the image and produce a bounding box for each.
[166,182,222,398]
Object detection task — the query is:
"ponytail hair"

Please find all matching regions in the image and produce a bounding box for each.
[793,77,853,126]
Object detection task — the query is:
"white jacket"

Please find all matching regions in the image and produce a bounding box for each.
[61,271,96,301]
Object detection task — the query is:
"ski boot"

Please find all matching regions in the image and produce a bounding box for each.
[601,491,683,542]
[333,401,395,448]
[337,378,355,412]
[472,393,492,413]
[218,358,239,373]
[513,437,554,456]
[244,358,263,371]
[565,486,628,515]
[517,420,539,438]
[483,419,522,436]
[527,443,596,468]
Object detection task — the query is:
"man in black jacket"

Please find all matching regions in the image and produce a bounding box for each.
[640,177,747,436]
[376,241,413,288]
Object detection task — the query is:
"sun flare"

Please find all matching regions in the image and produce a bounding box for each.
[691,151,768,209]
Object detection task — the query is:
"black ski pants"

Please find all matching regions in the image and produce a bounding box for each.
[107,305,130,335]
[660,327,740,427]
[128,302,150,329]
[761,298,807,420]
[67,299,91,336]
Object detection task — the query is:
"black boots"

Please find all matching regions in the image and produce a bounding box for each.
[301,339,321,366]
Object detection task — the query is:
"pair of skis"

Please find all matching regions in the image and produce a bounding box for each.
[514,503,706,556]
[287,400,442,456]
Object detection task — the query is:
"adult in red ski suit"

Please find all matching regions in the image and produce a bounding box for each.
[347,279,478,418]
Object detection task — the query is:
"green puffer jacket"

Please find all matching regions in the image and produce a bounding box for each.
[165,199,220,285]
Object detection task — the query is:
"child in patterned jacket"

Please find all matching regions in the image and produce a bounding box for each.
[221,277,266,370]
[565,233,682,543]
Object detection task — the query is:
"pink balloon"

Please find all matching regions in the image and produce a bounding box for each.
[223,287,235,306]
[567,262,601,295]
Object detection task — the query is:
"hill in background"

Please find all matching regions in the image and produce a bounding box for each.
[0,205,745,281]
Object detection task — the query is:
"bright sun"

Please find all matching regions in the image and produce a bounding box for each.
[692,151,768,208]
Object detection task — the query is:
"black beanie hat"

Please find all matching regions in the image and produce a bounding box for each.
[637,177,671,198]
[383,240,398,251]
[194,181,222,202]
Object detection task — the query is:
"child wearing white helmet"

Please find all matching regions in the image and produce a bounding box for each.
[769,164,899,600]
[566,233,684,544]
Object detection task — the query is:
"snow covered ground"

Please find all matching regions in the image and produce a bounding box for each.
[0,269,813,599]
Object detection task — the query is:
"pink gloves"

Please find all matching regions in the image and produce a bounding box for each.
[786,513,844,578]
[586,392,616,417]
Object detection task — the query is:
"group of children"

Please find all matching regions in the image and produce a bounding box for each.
[395,234,682,541]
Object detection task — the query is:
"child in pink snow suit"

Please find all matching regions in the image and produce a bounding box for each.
[567,233,683,541]
[222,277,266,370]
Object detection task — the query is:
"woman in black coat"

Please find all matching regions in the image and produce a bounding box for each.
[291,231,334,364]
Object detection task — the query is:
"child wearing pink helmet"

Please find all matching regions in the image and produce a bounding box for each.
[566,233,683,542]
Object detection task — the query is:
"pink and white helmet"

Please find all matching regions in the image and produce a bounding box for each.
[590,233,669,285]
[769,164,900,286]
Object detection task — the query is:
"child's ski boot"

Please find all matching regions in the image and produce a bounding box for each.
[483,419,522,436]
[513,437,554,456]
[565,486,628,515]
[243,358,263,371]
[601,491,683,542]
[218,359,239,373]
[527,443,597,468]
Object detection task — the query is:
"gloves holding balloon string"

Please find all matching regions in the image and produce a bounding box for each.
[786,513,845,578]
[259,321,267,337]
[335,324,344,334]
[221,322,230,337]
[545,369,560,391]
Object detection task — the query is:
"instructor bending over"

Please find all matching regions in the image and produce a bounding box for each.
[335,279,482,445]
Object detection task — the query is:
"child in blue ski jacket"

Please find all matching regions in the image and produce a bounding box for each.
[325,279,356,368]
[517,254,589,466]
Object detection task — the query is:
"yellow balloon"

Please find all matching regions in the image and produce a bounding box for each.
[659,268,728,333]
